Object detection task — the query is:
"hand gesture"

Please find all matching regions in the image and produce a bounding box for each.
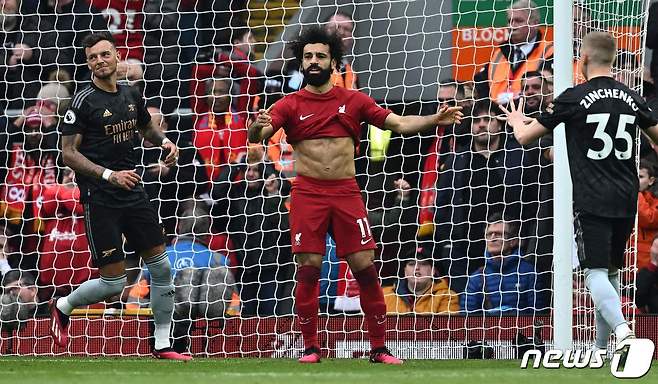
[162,140,179,167]
[108,170,141,191]
[264,174,280,196]
[393,178,410,201]
[499,98,533,126]
[436,104,464,126]
[256,103,274,127]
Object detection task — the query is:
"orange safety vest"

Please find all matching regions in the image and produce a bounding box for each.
[488,40,554,102]
[331,62,358,90]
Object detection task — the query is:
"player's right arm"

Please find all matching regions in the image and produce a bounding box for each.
[61,133,140,191]
[248,104,276,143]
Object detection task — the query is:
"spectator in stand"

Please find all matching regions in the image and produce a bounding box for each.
[0,103,60,272]
[635,161,658,270]
[383,246,459,314]
[36,168,99,300]
[140,107,209,238]
[519,70,554,284]
[193,78,248,181]
[0,0,60,110]
[37,82,71,117]
[0,270,47,331]
[215,27,263,114]
[474,0,553,105]
[461,212,544,314]
[210,146,293,317]
[325,11,358,89]
[434,100,540,293]
[417,80,468,240]
[87,0,145,86]
[164,206,236,353]
[36,0,107,90]
[636,235,658,314]
[521,71,553,116]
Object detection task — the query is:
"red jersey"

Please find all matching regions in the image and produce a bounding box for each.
[269,87,392,144]
[36,184,98,290]
[194,110,248,180]
[88,0,145,61]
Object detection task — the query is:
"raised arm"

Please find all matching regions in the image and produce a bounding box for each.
[500,98,550,145]
[61,134,140,191]
[384,105,463,135]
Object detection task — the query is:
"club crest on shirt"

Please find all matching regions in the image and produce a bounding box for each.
[338,104,346,114]
[128,104,135,112]
[64,110,76,124]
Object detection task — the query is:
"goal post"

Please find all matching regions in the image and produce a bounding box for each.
[0,0,655,358]
[552,0,574,353]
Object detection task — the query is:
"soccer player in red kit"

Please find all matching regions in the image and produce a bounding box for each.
[248,27,462,364]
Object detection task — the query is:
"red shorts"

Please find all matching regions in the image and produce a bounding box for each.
[289,175,376,257]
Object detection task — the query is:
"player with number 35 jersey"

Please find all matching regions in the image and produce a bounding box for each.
[503,31,658,357]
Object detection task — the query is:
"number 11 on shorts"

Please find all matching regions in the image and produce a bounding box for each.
[356,217,372,239]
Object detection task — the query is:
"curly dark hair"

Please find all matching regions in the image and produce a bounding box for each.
[291,26,343,71]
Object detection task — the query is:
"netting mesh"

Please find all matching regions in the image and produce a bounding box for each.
[0,0,653,358]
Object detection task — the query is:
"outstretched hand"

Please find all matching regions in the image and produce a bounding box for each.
[436,105,464,126]
[498,98,533,126]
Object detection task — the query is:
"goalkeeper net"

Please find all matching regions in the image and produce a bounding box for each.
[0,0,654,358]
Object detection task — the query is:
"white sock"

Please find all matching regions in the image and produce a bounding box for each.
[154,324,171,350]
[145,252,174,351]
[56,296,74,316]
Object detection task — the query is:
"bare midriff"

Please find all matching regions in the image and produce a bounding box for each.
[292,137,355,179]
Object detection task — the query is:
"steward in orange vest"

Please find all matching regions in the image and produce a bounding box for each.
[475,31,553,105]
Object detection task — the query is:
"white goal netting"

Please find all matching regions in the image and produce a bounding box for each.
[0,0,654,358]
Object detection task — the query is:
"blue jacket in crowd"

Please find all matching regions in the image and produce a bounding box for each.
[460,249,545,314]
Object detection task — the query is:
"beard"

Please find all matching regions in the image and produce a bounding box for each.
[94,65,116,80]
[302,65,332,87]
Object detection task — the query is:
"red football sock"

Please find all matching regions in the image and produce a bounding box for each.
[295,265,320,350]
[353,264,387,350]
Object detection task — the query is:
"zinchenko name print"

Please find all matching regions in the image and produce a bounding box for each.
[579,88,639,111]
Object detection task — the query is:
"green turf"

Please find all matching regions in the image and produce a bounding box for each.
[0,357,655,384]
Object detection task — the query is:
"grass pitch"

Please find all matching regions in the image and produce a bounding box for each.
[0,357,655,384]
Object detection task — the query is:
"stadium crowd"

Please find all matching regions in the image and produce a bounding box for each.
[1,0,658,342]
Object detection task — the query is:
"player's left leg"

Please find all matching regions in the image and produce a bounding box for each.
[592,268,621,350]
[140,245,190,360]
[345,251,402,365]
[123,201,191,361]
[578,213,634,351]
